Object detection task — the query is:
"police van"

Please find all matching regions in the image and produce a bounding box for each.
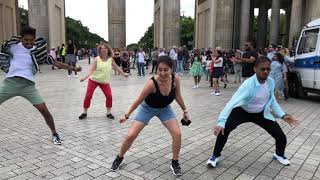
[288,18,320,98]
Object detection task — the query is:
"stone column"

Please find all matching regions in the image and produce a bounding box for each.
[28,0,49,40]
[0,0,18,41]
[108,0,126,49]
[288,0,302,48]
[257,1,268,49]
[215,0,234,50]
[162,0,180,49]
[240,0,250,49]
[209,0,217,49]
[28,0,65,48]
[270,0,280,45]
[283,7,291,47]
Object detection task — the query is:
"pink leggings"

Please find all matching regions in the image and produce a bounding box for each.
[83,79,112,108]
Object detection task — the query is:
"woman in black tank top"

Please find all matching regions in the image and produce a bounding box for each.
[111,56,190,176]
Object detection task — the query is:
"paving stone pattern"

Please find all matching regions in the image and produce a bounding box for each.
[1,60,320,180]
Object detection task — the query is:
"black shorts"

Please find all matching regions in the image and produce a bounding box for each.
[213,67,223,78]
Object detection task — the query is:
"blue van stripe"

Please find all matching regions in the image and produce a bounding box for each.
[294,56,320,68]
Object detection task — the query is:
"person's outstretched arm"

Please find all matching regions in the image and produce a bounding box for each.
[174,76,189,121]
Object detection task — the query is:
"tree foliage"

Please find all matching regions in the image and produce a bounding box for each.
[137,23,154,50]
[65,17,106,48]
[136,16,194,50]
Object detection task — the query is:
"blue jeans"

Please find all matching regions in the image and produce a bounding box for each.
[138,62,145,75]
[176,60,183,74]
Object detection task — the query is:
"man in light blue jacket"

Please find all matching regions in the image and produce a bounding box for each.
[207,56,298,167]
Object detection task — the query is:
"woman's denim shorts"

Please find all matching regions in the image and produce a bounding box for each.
[134,102,176,125]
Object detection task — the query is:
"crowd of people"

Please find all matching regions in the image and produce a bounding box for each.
[0,26,300,177]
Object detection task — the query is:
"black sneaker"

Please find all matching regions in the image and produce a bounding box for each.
[78,113,87,119]
[111,155,123,171]
[52,133,61,145]
[170,160,182,176]
[107,113,115,119]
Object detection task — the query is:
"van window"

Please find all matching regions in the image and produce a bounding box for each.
[297,28,319,55]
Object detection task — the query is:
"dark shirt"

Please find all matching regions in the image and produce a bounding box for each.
[242,50,258,77]
[206,50,212,60]
[145,75,176,108]
[67,45,75,55]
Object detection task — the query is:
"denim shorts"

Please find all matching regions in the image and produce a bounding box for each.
[134,102,176,125]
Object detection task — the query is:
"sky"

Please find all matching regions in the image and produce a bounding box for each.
[18,0,195,45]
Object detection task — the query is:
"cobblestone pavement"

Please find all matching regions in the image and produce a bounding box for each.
[1,60,320,180]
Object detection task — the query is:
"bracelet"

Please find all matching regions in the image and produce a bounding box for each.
[124,114,129,119]
[281,114,289,119]
[183,110,188,113]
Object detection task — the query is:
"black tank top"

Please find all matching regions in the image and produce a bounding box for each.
[145,75,176,108]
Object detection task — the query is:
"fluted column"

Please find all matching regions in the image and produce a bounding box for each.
[270,0,280,45]
[288,0,302,48]
[108,0,126,48]
[257,1,268,48]
[240,0,250,49]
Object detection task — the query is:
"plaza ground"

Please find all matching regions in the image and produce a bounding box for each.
[1,60,320,180]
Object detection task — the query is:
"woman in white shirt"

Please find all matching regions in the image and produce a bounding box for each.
[211,50,224,96]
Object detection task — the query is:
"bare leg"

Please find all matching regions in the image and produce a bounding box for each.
[163,119,181,160]
[193,76,197,86]
[34,103,56,134]
[119,121,145,157]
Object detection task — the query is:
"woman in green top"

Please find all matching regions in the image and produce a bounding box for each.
[79,42,128,120]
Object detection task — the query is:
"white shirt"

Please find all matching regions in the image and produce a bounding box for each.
[214,57,223,67]
[138,52,145,63]
[169,49,177,60]
[158,52,166,57]
[241,81,270,113]
[6,42,35,82]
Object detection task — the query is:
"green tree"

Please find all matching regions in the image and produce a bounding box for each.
[127,43,139,51]
[136,16,194,50]
[65,17,106,48]
[180,16,194,49]
[19,7,28,29]
[137,23,154,50]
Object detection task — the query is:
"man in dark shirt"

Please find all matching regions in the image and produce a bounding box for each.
[234,41,258,82]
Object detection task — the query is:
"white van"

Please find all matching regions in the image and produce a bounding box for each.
[288,18,320,98]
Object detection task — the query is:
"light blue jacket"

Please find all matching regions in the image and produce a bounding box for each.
[217,74,285,128]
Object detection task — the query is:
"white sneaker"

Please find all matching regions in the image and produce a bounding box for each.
[196,84,199,88]
[215,92,221,96]
[207,155,219,167]
[74,75,78,78]
[210,92,216,95]
[68,75,71,78]
[192,85,197,89]
[273,153,290,166]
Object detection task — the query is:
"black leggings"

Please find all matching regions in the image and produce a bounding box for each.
[213,107,287,157]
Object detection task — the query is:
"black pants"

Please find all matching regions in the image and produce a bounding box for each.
[213,107,287,157]
[151,60,157,73]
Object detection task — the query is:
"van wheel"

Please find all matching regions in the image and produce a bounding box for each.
[288,76,306,98]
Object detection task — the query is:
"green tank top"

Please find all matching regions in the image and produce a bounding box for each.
[91,56,113,84]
